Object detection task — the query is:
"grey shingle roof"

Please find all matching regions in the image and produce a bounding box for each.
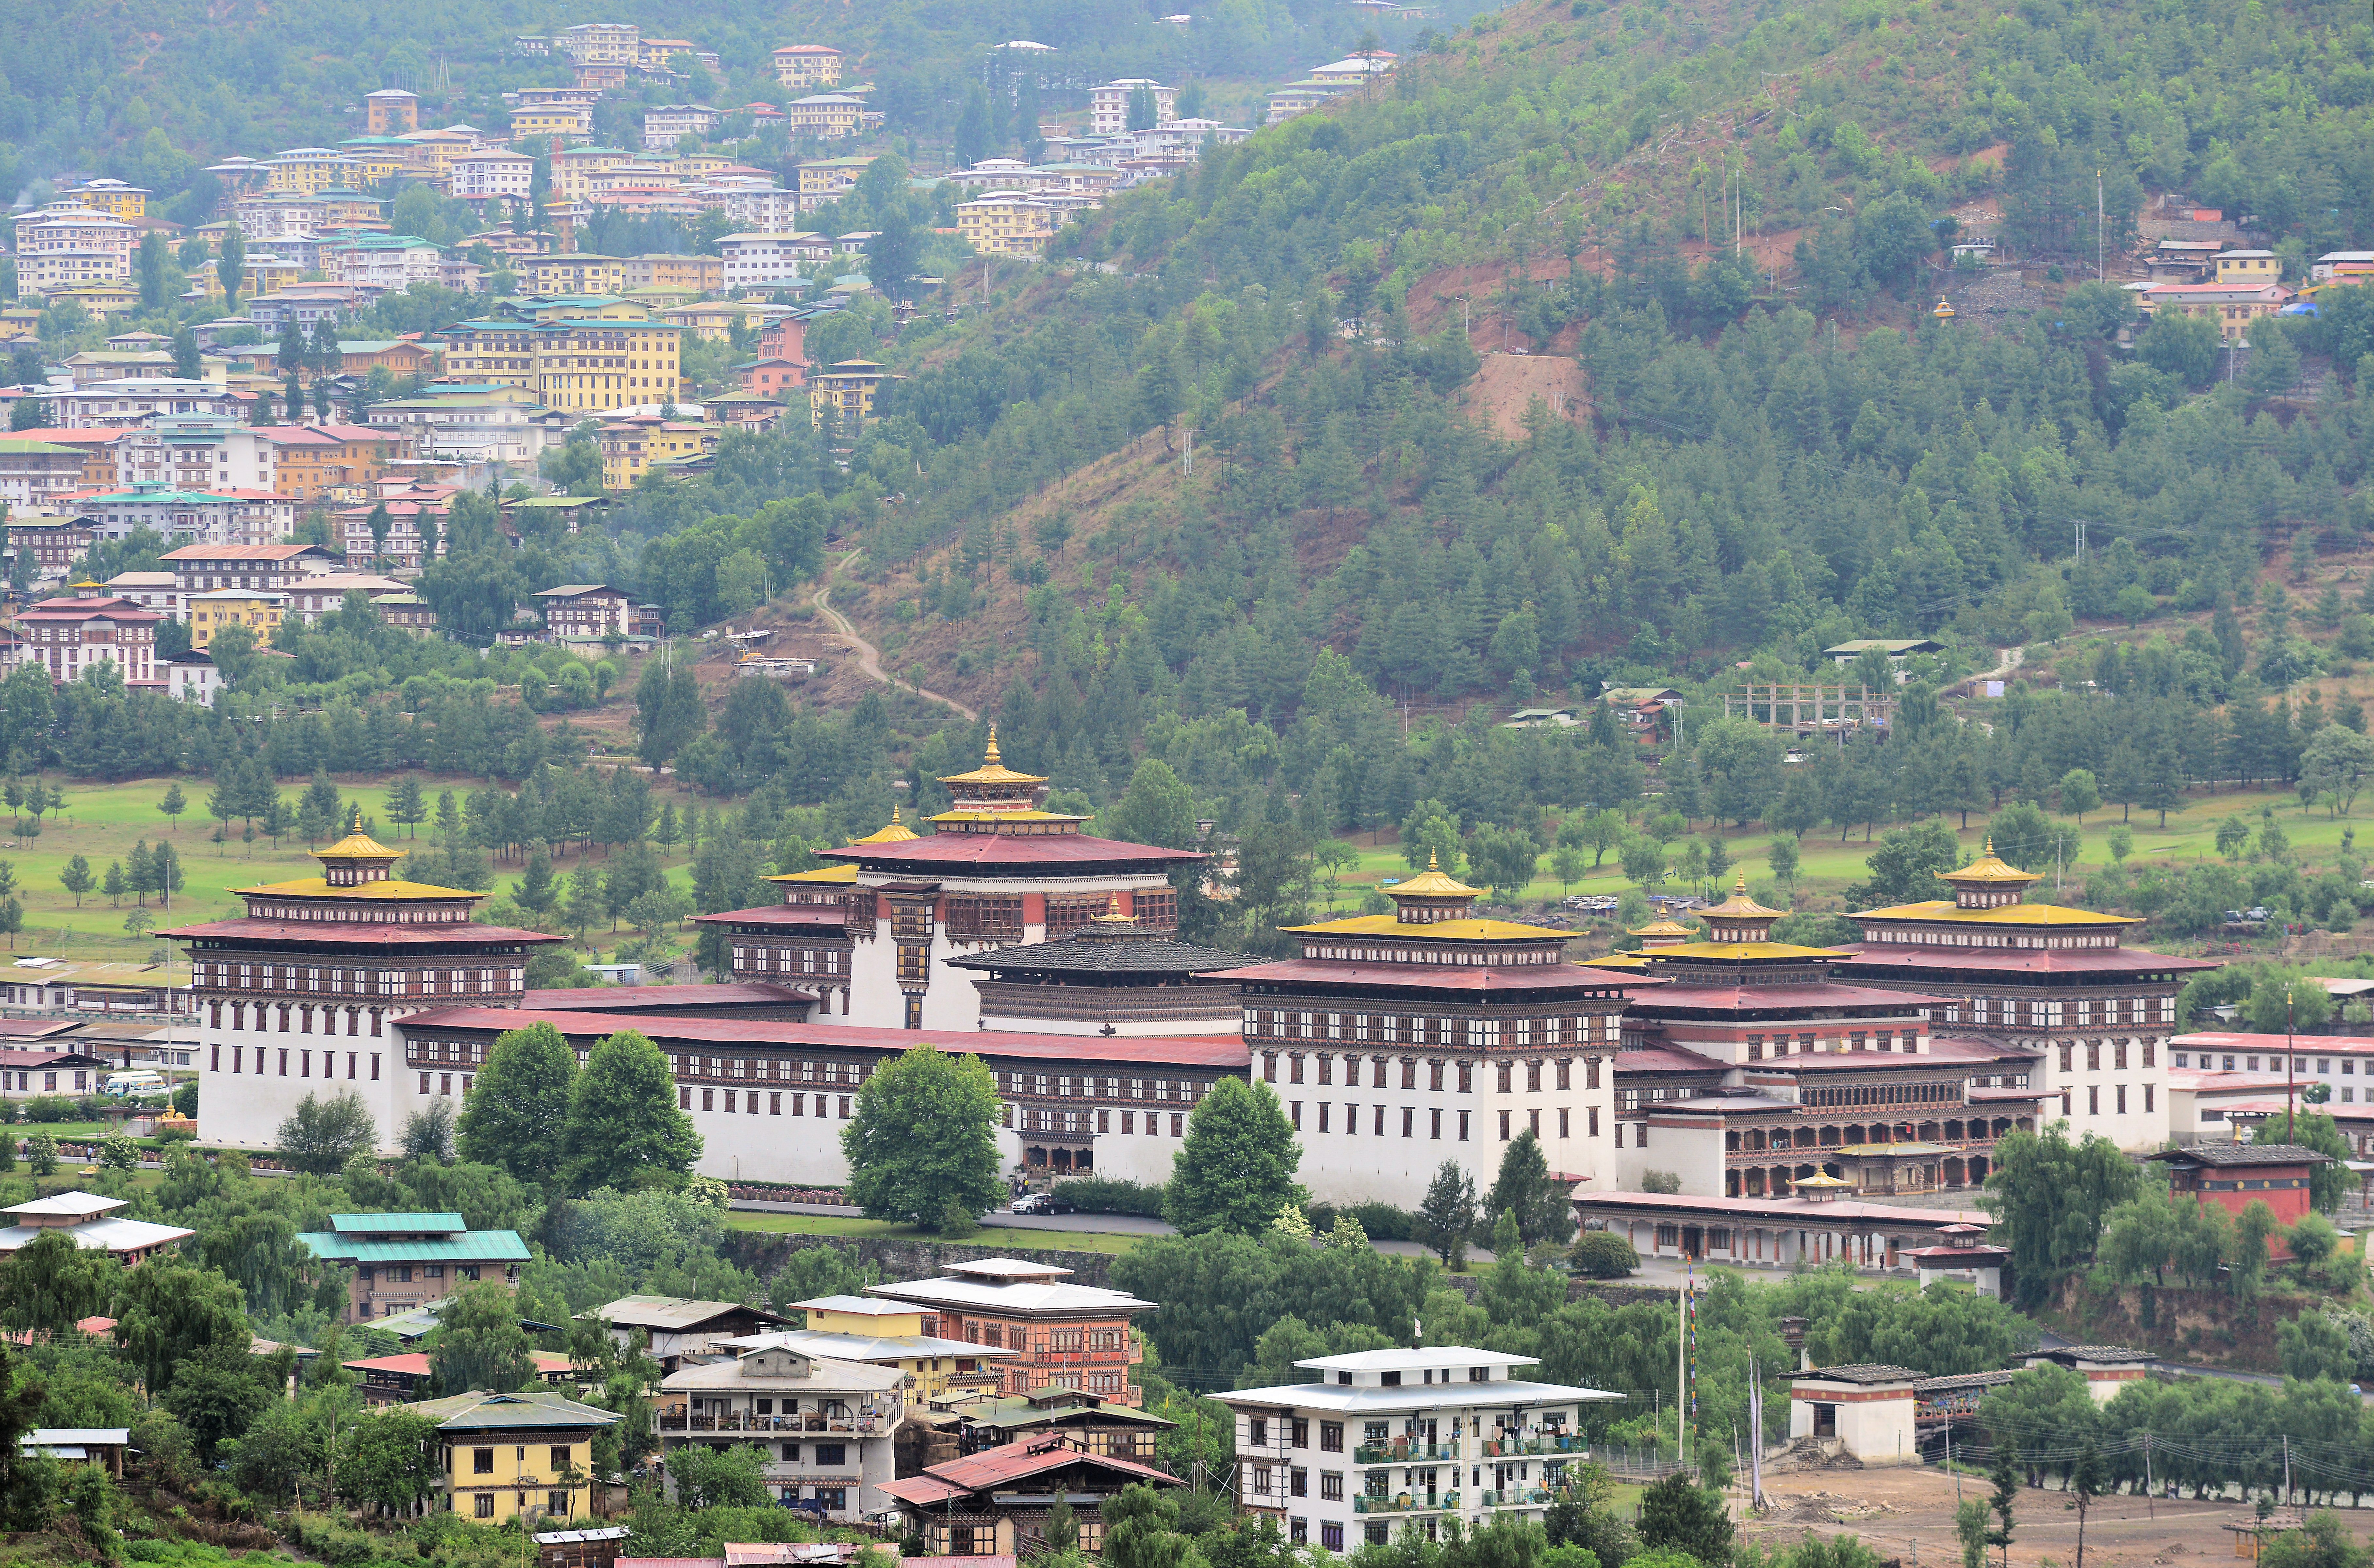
[2151,1143,2331,1167]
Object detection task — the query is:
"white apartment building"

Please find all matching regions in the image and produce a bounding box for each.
[115,416,279,494]
[13,208,136,273]
[327,237,445,291]
[656,1347,902,1518]
[75,484,296,548]
[1219,1351,1619,1553]
[44,380,245,428]
[368,393,560,465]
[232,194,330,243]
[19,251,127,294]
[643,105,722,150]
[557,22,640,64]
[450,151,536,202]
[720,234,832,289]
[1089,80,1176,137]
[696,183,805,232]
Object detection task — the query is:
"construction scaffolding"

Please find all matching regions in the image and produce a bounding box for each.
[1718,684,1897,737]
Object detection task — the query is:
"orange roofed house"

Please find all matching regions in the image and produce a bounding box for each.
[864,1258,1152,1407]
[254,424,408,501]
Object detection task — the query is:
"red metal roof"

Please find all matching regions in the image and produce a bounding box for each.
[345,1350,572,1377]
[877,1438,1181,1507]
[401,1008,1251,1067]
[157,917,566,948]
[1833,946,2216,975]
[690,905,850,929]
[820,833,1202,870]
[159,543,338,561]
[0,1046,111,1068]
[1626,982,1948,1012]
[523,982,813,1008]
[1217,959,1657,994]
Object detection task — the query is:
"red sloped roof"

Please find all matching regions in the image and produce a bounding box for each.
[878,1439,1180,1505]
[1214,959,1657,994]
[156,917,566,948]
[400,1008,1249,1067]
[821,833,1202,870]
[691,904,852,929]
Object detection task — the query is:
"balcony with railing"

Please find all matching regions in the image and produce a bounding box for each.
[1477,1433,1587,1458]
[1354,1441,1461,1464]
[1477,1488,1554,1508]
[656,1400,901,1436]
[1354,1491,1460,1515]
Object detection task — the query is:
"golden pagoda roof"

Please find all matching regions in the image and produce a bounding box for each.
[1287,913,1576,941]
[1940,837,2042,885]
[316,830,403,860]
[1387,849,1481,900]
[936,727,1047,788]
[1793,1172,1854,1189]
[1702,877,1783,918]
[1854,899,2137,926]
[235,876,480,900]
[851,806,918,845]
[1628,916,1699,938]
[1637,939,1852,961]
[767,862,858,885]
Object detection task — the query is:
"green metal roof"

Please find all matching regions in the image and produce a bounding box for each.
[296,1228,530,1265]
[331,1211,463,1234]
[408,1390,621,1432]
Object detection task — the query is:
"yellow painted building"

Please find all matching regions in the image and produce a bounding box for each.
[188,589,285,647]
[437,316,687,416]
[623,253,724,292]
[796,156,876,197]
[957,193,1056,257]
[510,106,595,145]
[48,283,140,318]
[265,149,361,194]
[764,1294,1012,1403]
[809,359,896,437]
[69,181,148,220]
[773,43,845,88]
[598,416,719,487]
[2215,249,2282,286]
[417,1390,619,1524]
[658,299,777,342]
[783,95,875,139]
[525,254,629,295]
[336,141,413,185]
[552,148,636,203]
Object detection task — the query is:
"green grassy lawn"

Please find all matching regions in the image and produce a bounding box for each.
[0,774,706,965]
[1317,785,2358,921]
[726,1208,1149,1255]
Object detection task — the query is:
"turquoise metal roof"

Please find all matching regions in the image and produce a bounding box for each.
[297,1228,530,1265]
[330,1211,464,1234]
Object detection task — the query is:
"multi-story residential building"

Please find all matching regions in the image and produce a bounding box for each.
[738,358,804,398]
[532,583,632,638]
[417,1390,618,1524]
[589,1296,796,1371]
[952,1389,1172,1459]
[883,1441,1183,1557]
[595,417,717,488]
[8,429,119,489]
[159,542,344,596]
[622,253,724,292]
[2139,280,2288,343]
[104,572,181,615]
[161,828,568,1153]
[1266,84,1346,124]
[642,105,722,150]
[68,180,148,220]
[367,386,559,465]
[435,316,686,417]
[336,489,454,571]
[656,1345,902,1517]
[694,183,804,233]
[773,44,845,89]
[6,517,98,580]
[18,250,129,296]
[552,148,637,203]
[585,161,682,201]
[1833,841,2212,1152]
[325,234,445,290]
[522,253,630,295]
[957,192,1057,257]
[1219,1349,1617,1551]
[187,588,286,648]
[283,573,410,624]
[70,483,295,548]
[0,439,98,509]
[556,22,640,65]
[509,104,594,144]
[809,359,894,441]
[737,1294,1014,1404]
[1090,80,1177,137]
[8,596,161,687]
[868,1258,1154,1405]
[365,88,420,135]
[1307,54,1397,86]
[13,207,136,276]
[252,424,407,501]
[796,157,876,198]
[782,95,878,139]
[44,379,242,427]
[114,416,277,493]
[638,37,717,73]
[266,148,365,194]
[295,1211,531,1323]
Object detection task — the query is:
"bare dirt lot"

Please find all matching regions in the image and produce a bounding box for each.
[1747,1464,2372,1568]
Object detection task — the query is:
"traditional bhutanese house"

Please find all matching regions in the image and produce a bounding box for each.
[2145,1142,2330,1228]
[950,1387,1175,1459]
[1207,852,1656,1210]
[1788,1364,1920,1466]
[878,1438,1185,1557]
[0,1191,191,1264]
[345,1350,578,1404]
[2022,1344,2155,1404]
[588,1295,794,1371]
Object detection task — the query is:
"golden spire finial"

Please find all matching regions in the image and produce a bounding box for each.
[1983,834,1994,855]
[1734,874,1748,894]
[1427,848,1439,871]
[1108,891,1122,916]
[890,805,902,825]
[983,726,1001,765]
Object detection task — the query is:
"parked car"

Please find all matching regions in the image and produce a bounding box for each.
[1011,1193,1076,1215]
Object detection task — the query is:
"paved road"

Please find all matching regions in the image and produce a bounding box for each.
[808,552,980,722]
[2032,1325,2374,1404]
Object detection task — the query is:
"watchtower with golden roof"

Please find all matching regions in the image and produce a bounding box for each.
[930,729,1081,834]
[1936,839,2042,910]
[1385,851,1483,923]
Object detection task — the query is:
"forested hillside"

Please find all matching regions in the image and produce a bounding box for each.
[786,0,2374,769]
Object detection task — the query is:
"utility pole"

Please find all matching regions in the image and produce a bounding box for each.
[2287,986,2297,1142]
[2143,1433,2153,1520]
[2096,168,2104,283]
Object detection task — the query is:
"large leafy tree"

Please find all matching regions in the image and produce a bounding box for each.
[428,1280,537,1395]
[273,1090,378,1175]
[1483,1129,1579,1249]
[1163,1077,1302,1236]
[841,1043,1004,1233]
[560,1029,699,1195]
[458,1020,577,1183]
[337,1407,442,1514]
[2254,1110,2352,1214]
[0,1229,114,1335]
[1981,1125,2140,1307]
